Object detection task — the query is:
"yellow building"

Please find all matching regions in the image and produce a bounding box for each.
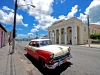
[48,17,100,45]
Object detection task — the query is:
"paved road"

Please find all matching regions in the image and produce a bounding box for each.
[15,41,100,75]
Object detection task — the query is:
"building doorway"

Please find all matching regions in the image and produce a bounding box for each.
[67,26,72,44]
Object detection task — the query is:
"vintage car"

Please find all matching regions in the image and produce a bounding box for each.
[24,39,72,69]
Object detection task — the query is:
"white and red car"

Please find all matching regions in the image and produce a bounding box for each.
[25,39,72,69]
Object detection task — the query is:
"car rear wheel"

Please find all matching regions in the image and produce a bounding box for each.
[39,58,46,69]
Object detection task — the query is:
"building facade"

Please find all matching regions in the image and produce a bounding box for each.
[0,23,7,48]
[48,17,100,45]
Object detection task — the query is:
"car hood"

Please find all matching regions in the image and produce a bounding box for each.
[38,45,70,57]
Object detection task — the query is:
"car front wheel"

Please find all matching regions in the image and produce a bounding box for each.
[26,53,30,57]
[39,58,46,69]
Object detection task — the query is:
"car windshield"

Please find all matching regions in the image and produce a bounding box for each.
[39,40,52,46]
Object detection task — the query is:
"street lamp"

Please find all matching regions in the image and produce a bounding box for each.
[11,0,35,54]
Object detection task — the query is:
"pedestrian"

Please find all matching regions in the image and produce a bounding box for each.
[8,38,11,45]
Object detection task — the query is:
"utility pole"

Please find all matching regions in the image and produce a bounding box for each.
[11,0,18,54]
[87,15,90,47]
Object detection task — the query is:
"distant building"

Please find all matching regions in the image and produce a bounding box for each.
[48,17,100,45]
[0,23,7,48]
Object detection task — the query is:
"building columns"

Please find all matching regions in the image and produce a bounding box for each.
[80,26,84,44]
[72,25,77,45]
[54,30,56,44]
[64,27,67,44]
[59,29,61,44]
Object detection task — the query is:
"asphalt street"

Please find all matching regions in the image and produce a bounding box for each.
[15,41,100,75]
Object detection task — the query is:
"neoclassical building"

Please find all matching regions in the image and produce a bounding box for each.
[48,17,100,45]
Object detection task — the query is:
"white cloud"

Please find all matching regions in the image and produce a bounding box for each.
[16,34,27,39]
[16,32,46,39]
[78,13,87,23]
[91,22,100,25]
[57,5,78,20]
[67,5,78,19]
[0,6,28,27]
[31,28,39,33]
[16,33,34,39]
[19,0,57,32]
[33,23,35,25]
[28,33,34,36]
[79,9,81,12]
[55,0,66,4]
[17,28,23,30]
[17,0,27,10]
[2,6,14,12]
[78,0,100,24]
[58,15,66,19]
[85,0,100,15]
[61,0,66,3]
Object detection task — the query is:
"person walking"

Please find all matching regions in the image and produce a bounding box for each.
[8,38,11,45]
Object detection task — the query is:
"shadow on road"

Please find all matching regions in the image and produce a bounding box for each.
[25,54,73,75]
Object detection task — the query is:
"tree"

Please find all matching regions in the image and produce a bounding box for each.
[90,33,100,43]
[90,33,100,40]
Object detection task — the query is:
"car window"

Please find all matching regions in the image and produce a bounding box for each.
[39,41,45,46]
[47,40,52,45]
[32,41,36,46]
[29,41,40,47]
[36,41,40,47]
[29,41,33,46]
[40,40,52,47]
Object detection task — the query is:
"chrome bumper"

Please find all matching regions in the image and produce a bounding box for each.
[45,55,72,69]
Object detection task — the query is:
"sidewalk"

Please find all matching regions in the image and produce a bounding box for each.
[0,44,28,75]
[78,44,100,49]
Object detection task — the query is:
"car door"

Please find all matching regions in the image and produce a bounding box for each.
[26,41,33,55]
[31,41,39,59]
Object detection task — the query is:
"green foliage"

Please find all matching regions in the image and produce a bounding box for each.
[90,33,100,40]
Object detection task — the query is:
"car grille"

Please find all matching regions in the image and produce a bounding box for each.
[53,52,70,62]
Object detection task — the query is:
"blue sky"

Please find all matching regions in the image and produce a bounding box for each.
[0,0,100,39]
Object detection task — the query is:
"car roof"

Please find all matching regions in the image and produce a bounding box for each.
[31,39,51,41]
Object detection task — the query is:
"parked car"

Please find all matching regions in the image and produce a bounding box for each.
[24,39,72,69]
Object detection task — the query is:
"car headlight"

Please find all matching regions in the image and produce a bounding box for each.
[68,47,71,52]
[50,53,54,58]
